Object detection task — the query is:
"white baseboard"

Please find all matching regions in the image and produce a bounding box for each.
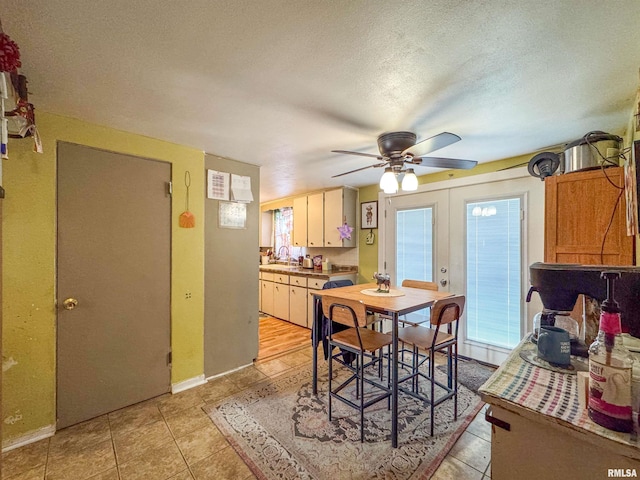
[2,424,56,453]
[205,362,253,382]
[171,374,207,394]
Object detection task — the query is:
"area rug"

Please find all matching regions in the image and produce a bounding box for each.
[436,358,496,393]
[204,363,483,479]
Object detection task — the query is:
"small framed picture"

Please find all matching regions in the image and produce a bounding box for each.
[361,201,378,229]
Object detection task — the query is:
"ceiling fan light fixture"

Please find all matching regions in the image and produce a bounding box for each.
[401,168,418,191]
[380,168,398,193]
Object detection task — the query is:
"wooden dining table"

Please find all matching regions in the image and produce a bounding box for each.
[311,282,454,448]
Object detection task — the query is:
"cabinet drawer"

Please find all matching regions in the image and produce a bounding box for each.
[274,274,289,284]
[308,278,327,290]
[261,272,275,282]
[290,276,308,287]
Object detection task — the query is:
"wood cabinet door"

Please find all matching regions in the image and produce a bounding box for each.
[544,167,634,265]
[293,195,308,247]
[324,188,343,247]
[307,192,324,247]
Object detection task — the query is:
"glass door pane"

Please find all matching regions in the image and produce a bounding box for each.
[466,198,522,349]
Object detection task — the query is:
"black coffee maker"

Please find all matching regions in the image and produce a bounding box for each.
[527,263,640,357]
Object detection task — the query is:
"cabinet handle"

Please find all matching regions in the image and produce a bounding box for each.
[484,406,510,431]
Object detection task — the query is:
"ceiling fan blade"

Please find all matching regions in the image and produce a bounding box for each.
[401,132,461,157]
[331,150,384,160]
[332,162,389,178]
[417,157,477,170]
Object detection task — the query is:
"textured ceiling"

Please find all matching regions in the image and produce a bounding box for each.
[3,0,640,202]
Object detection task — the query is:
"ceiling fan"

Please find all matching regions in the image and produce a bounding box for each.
[331,131,477,192]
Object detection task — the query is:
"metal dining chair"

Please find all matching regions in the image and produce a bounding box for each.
[322,295,392,442]
[397,294,465,436]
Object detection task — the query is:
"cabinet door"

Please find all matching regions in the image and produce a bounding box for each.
[261,280,274,316]
[307,192,324,247]
[293,196,308,247]
[323,188,343,247]
[544,167,634,265]
[289,286,307,327]
[273,282,290,321]
[307,289,318,329]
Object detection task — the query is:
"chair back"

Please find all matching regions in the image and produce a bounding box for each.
[401,279,438,291]
[430,295,465,328]
[321,295,368,328]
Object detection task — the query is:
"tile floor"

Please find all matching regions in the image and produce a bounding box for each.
[2,346,492,480]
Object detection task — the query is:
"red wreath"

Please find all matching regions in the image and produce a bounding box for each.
[0,32,21,72]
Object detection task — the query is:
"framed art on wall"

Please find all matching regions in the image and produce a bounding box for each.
[361,201,378,229]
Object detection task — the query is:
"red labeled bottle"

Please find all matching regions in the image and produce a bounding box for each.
[588,272,634,432]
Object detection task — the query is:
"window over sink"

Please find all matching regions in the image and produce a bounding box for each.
[274,207,293,259]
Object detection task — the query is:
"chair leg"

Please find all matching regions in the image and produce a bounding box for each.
[430,349,435,437]
[360,351,365,443]
[328,349,333,421]
[454,344,458,421]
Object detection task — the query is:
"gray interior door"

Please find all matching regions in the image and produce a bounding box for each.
[57,142,171,429]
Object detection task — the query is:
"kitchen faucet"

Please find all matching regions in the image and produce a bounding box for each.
[277,246,290,262]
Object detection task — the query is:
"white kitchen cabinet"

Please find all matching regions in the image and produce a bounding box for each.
[273,276,290,321]
[260,280,274,316]
[307,192,324,247]
[289,285,307,327]
[323,187,357,247]
[292,196,308,248]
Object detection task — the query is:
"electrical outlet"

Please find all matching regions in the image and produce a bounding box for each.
[185,292,192,299]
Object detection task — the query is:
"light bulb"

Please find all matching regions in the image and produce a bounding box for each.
[401,169,418,191]
[380,168,398,193]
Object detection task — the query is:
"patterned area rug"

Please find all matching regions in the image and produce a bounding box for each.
[436,358,497,393]
[204,362,483,479]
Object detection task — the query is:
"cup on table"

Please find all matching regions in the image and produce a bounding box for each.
[537,325,571,366]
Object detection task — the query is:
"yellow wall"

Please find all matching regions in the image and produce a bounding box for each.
[2,113,205,444]
[357,153,534,280]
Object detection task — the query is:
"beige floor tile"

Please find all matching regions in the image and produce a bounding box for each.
[108,400,164,436]
[164,404,214,439]
[190,446,253,480]
[167,470,195,480]
[49,416,111,459]
[175,423,229,465]
[45,439,116,480]
[225,366,268,389]
[484,462,491,479]
[113,418,174,463]
[198,377,241,405]
[279,349,313,367]
[118,442,187,480]
[5,464,46,480]
[449,430,492,473]
[86,467,119,480]
[465,412,492,442]
[2,438,49,478]
[431,456,485,480]
[157,389,205,417]
[255,358,293,377]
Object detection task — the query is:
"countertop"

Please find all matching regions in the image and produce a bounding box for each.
[259,263,358,279]
[479,336,640,460]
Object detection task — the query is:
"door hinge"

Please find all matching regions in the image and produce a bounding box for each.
[166,350,172,366]
[166,181,173,196]
[521,209,525,221]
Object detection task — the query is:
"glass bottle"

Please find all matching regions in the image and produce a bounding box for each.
[588,272,634,432]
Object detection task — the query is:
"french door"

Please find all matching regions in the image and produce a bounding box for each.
[382,172,544,365]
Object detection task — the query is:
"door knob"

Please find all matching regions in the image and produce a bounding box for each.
[440,279,448,287]
[62,298,78,310]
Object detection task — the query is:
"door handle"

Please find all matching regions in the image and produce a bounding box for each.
[440,279,448,287]
[62,298,78,310]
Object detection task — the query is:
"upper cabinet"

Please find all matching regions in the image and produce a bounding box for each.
[307,192,324,247]
[292,187,357,248]
[292,196,308,247]
[544,166,634,265]
[324,187,357,248]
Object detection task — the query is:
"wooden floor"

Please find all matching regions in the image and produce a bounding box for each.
[257,315,311,360]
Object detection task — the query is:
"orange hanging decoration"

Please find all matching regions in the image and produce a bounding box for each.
[179,171,195,228]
